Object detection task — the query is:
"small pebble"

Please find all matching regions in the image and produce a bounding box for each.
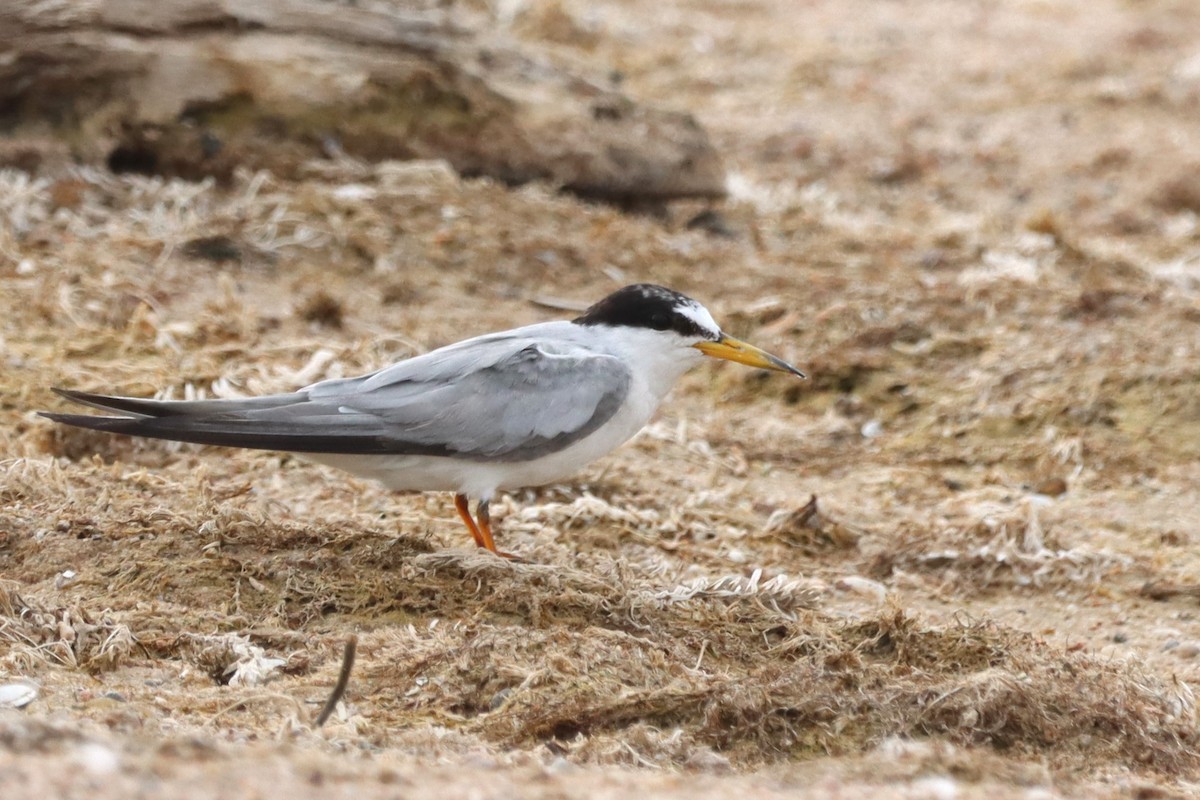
[685,209,736,238]
[489,688,512,711]
[684,747,732,774]
[1174,642,1200,659]
[1034,477,1068,497]
[73,742,120,776]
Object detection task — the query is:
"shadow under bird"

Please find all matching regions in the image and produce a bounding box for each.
[41,284,804,558]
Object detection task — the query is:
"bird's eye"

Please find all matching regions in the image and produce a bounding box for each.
[649,313,671,331]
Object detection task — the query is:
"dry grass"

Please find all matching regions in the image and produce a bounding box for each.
[4,0,1200,797]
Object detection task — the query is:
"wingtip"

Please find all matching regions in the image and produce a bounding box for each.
[50,387,95,404]
[37,410,138,433]
[45,387,165,417]
[38,410,87,424]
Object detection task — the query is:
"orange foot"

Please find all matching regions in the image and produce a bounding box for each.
[454,494,524,561]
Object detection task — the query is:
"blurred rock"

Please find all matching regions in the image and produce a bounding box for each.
[684,209,736,238]
[0,0,724,203]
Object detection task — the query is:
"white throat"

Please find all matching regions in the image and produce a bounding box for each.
[593,324,705,401]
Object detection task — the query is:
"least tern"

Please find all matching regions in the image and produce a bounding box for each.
[42,284,804,557]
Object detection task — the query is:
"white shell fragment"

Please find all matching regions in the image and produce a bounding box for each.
[0,681,39,708]
[834,575,889,603]
[221,637,287,687]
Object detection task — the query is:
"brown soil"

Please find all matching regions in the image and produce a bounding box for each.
[3,0,1200,797]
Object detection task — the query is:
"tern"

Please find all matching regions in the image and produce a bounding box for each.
[41,284,804,557]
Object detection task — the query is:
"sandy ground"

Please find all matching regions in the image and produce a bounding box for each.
[4,0,1200,796]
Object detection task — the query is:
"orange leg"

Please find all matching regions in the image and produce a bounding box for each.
[476,500,500,554]
[454,493,486,549]
[452,496,521,560]
[478,501,524,561]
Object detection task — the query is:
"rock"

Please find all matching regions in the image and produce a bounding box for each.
[1173,642,1200,659]
[685,209,736,238]
[1034,477,1068,497]
[0,0,724,202]
[684,747,732,774]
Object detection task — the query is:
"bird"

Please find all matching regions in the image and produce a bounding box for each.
[40,284,804,558]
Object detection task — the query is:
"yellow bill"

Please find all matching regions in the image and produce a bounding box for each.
[694,335,805,378]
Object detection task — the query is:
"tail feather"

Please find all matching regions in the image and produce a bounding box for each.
[37,410,394,453]
[50,387,304,418]
[39,412,156,433]
[39,388,403,455]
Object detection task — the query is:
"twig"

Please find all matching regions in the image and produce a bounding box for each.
[1141,581,1200,601]
[316,635,357,727]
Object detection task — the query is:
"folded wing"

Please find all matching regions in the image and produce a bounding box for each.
[41,337,632,462]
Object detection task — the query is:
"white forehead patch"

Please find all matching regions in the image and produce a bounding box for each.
[675,300,721,338]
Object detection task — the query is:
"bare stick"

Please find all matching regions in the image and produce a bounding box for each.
[316,635,357,727]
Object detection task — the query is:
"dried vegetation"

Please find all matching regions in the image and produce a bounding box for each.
[3,0,1200,797]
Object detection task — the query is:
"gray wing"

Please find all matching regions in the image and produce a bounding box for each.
[41,335,633,462]
[327,338,633,460]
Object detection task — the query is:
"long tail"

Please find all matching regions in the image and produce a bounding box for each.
[39,388,395,454]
